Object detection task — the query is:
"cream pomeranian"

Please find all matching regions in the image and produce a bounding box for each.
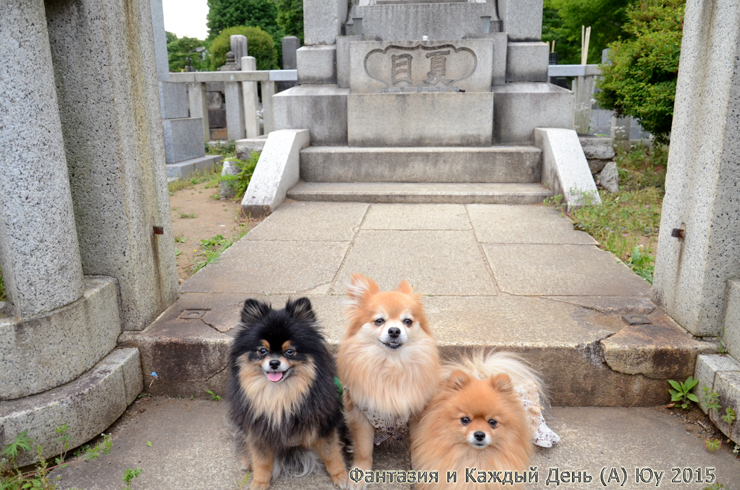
[336,274,440,486]
[411,352,558,489]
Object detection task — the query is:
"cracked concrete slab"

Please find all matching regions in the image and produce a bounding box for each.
[180,239,350,294]
[601,312,716,379]
[468,204,597,244]
[331,230,497,295]
[544,296,657,315]
[483,244,651,296]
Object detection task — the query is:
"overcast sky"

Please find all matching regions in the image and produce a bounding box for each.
[162,0,209,39]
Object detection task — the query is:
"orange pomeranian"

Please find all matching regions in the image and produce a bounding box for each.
[411,352,551,489]
[337,274,440,487]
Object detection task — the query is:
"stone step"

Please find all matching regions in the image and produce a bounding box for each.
[287,182,552,204]
[300,146,542,183]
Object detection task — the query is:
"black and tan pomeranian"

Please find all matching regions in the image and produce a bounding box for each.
[228,297,348,490]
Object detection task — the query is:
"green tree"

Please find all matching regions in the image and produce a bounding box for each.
[595,0,685,143]
[543,0,637,64]
[167,33,211,72]
[209,26,277,71]
[276,0,303,42]
[207,0,283,42]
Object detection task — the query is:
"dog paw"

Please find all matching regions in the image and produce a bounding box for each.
[347,480,367,490]
[331,470,348,489]
[250,479,270,490]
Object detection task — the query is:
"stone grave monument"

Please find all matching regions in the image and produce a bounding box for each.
[267,0,582,206]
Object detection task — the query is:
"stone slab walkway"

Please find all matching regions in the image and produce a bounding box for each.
[121,202,713,406]
[51,396,740,489]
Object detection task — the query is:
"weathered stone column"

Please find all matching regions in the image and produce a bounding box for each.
[653,0,740,337]
[0,0,85,318]
[44,0,179,331]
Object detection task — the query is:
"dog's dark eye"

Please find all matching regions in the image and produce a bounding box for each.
[403,318,413,326]
[257,348,267,356]
[374,318,385,326]
[488,419,498,428]
[461,417,471,426]
[285,348,295,357]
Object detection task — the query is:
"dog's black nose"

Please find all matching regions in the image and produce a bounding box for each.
[269,360,281,370]
[388,327,401,338]
[474,431,486,441]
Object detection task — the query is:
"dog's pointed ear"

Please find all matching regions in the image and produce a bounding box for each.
[346,274,379,310]
[286,297,316,322]
[490,373,513,393]
[241,299,270,324]
[396,280,414,295]
[446,370,471,391]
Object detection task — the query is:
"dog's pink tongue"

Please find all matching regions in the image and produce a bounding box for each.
[267,372,283,382]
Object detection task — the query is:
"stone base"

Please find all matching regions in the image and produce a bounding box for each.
[0,348,142,467]
[0,277,121,401]
[273,85,349,146]
[493,83,573,143]
[297,46,337,84]
[158,82,189,119]
[694,354,740,445]
[506,42,549,82]
[235,136,268,161]
[165,154,222,180]
[347,92,494,147]
[162,118,206,163]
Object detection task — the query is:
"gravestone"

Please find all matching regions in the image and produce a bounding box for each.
[275,0,573,145]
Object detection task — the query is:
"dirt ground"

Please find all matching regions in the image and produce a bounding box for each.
[169,181,261,283]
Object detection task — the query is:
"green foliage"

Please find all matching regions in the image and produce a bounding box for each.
[721,407,736,426]
[276,0,304,42]
[595,0,685,143]
[168,166,223,196]
[704,484,725,490]
[544,0,636,64]
[207,0,282,42]
[206,390,223,401]
[668,376,699,410]
[206,140,236,159]
[705,438,721,452]
[192,226,250,274]
[1,432,33,465]
[629,245,654,283]
[219,153,260,201]
[166,32,210,72]
[702,385,722,413]
[209,26,277,71]
[122,467,142,490]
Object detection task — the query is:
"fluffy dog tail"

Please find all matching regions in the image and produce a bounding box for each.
[273,447,319,479]
[440,350,546,406]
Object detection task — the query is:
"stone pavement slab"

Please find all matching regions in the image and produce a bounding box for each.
[361,204,471,230]
[467,204,597,244]
[330,230,498,296]
[244,201,368,241]
[180,239,350,294]
[483,244,652,296]
[50,397,740,489]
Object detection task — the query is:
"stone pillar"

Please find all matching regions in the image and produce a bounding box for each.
[225,81,247,140]
[45,0,179,331]
[189,82,211,142]
[150,0,170,81]
[242,56,261,137]
[231,35,248,70]
[262,81,278,134]
[0,0,85,318]
[303,0,347,45]
[282,36,301,69]
[653,0,740,337]
[573,75,594,134]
